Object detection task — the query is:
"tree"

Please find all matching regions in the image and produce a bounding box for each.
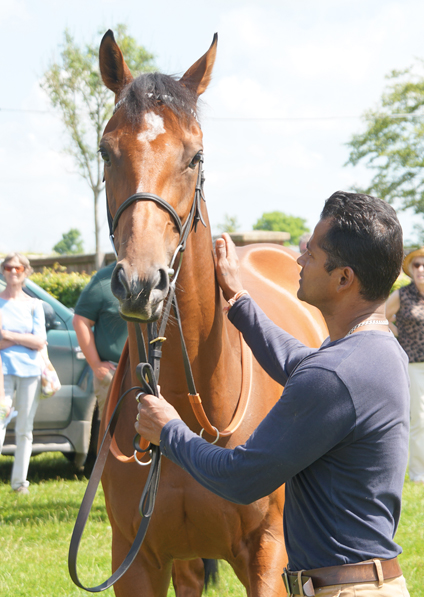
[217,214,240,233]
[253,211,309,246]
[346,59,424,218]
[53,228,84,254]
[41,25,156,268]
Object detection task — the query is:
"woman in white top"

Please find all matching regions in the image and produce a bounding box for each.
[0,253,46,494]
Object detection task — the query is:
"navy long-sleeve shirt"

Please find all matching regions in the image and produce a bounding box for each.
[160,296,409,570]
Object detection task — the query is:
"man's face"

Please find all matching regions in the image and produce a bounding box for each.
[296,219,337,309]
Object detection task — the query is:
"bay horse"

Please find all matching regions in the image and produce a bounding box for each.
[98,30,327,597]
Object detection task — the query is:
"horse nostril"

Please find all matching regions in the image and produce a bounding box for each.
[155,268,169,294]
[111,264,131,300]
[118,268,131,297]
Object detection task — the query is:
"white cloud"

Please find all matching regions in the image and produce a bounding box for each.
[283,5,406,84]
[2,0,424,253]
[210,75,282,117]
[0,0,29,23]
[0,80,107,254]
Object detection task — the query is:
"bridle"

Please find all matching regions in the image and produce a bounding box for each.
[106,151,206,279]
[69,102,252,592]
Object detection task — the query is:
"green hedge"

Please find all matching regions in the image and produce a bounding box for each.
[30,264,92,309]
[392,272,411,293]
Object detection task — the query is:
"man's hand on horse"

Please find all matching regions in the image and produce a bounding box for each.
[214,233,244,301]
[135,391,181,446]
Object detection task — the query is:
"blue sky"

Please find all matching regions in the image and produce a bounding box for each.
[1,0,424,254]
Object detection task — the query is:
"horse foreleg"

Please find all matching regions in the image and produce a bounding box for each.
[246,529,288,597]
[111,526,172,597]
[172,559,205,597]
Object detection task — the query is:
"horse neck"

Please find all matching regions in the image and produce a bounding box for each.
[170,218,243,420]
[126,210,243,429]
[176,219,222,345]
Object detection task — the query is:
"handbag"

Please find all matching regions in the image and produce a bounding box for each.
[39,345,61,398]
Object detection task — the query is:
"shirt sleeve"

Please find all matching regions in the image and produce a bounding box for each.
[33,301,47,341]
[228,295,318,385]
[74,274,101,322]
[160,365,355,504]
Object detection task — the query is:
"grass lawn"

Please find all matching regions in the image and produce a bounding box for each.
[0,452,422,596]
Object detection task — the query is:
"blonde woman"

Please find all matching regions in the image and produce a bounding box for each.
[0,253,46,494]
[386,247,424,483]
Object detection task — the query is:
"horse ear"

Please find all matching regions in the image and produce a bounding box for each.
[180,33,218,96]
[99,29,134,95]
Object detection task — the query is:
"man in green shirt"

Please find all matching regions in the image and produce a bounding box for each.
[73,262,128,415]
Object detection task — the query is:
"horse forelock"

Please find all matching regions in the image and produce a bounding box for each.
[119,72,200,126]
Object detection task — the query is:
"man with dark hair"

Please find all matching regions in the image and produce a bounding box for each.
[135,192,410,596]
[319,191,404,302]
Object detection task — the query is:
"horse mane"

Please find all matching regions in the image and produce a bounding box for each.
[122,72,200,125]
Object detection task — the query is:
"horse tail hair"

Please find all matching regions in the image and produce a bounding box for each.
[202,559,219,591]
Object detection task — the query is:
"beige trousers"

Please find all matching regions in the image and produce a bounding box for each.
[314,575,409,597]
[93,370,114,416]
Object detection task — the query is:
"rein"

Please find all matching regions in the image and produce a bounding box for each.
[68,339,162,592]
[69,148,253,591]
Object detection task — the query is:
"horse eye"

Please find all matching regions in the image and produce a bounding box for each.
[188,152,202,170]
[98,148,110,164]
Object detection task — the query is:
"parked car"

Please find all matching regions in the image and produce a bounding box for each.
[0,274,99,471]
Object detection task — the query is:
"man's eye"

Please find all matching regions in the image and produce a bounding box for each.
[188,152,202,170]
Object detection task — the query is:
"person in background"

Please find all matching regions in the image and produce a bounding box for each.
[73,262,128,417]
[298,232,311,254]
[386,247,424,483]
[0,253,46,494]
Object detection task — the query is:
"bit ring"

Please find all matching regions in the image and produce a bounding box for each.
[200,426,220,445]
[134,450,152,466]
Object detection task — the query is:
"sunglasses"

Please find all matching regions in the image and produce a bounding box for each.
[412,262,424,269]
[3,264,25,273]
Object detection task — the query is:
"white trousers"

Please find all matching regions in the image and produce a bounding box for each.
[408,362,424,482]
[0,375,40,490]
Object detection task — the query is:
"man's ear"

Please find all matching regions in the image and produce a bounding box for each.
[337,266,356,292]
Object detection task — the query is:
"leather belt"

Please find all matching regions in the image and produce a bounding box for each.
[282,557,402,596]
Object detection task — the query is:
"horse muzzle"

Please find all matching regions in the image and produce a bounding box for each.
[111,262,169,321]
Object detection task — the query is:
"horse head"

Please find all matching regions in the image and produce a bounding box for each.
[99,30,217,321]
